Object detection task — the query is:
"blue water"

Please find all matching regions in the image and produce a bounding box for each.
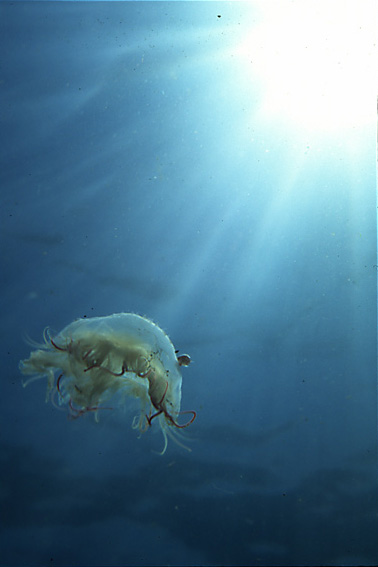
[1,2,377,566]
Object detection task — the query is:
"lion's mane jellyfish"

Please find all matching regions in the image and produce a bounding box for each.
[19,313,196,453]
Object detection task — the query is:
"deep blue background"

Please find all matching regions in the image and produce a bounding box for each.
[0,2,377,566]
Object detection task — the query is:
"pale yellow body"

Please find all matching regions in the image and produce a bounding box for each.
[20,314,195,453]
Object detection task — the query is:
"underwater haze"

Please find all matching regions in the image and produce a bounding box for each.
[1,1,377,566]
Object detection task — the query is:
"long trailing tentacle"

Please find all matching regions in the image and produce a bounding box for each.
[166,409,197,429]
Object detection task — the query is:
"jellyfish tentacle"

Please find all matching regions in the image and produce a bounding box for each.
[168,409,197,428]
[155,379,169,408]
[145,409,163,427]
[50,337,67,351]
[83,362,126,376]
[56,373,63,391]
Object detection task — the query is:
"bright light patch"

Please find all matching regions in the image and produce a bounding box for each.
[234,1,375,134]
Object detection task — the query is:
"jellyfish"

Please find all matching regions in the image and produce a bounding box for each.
[19,313,196,453]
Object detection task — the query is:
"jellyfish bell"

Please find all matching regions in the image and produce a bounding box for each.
[19,313,196,453]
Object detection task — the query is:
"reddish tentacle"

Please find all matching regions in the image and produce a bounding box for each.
[137,367,152,378]
[166,410,197,429]
[154,380,169,409]
[145,409,163,427]
[82,349,93,360]
[68,398,113,420]
[56,373,63,394]
[50,337,67,351]
[145,380,169,427]
[84,363,126,376]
